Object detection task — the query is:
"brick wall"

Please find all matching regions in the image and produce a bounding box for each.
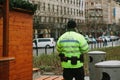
[0,10,33,80]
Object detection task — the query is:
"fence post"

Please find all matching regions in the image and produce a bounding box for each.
[53,46,55,53]
[45,47,47,54]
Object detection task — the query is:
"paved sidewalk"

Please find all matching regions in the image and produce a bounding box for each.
[33,69,90,80]
[72,76,89,80]
[34,75,90,80]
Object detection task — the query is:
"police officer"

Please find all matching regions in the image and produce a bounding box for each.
[57,20,89,80]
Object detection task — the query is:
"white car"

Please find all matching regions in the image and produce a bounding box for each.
[110,36,120,41]
[33,38,56,48]
[85,37,97,43]
[98,36,111,42]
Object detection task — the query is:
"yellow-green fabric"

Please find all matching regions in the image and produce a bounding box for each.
[57,31,89,68]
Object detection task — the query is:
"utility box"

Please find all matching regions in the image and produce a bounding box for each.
[88,51,106,80]
[95,60,120,80]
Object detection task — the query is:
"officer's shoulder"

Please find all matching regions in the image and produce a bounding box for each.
[74,32,83,36]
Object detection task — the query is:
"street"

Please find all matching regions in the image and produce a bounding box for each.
[33,47,56,56]
[33,40,120,56]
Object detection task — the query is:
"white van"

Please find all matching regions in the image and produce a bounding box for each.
[33,38,56,48]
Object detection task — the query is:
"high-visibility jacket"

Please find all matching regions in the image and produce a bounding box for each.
[57,31,89,68]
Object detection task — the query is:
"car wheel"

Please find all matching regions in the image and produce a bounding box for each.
[45,45,50,48]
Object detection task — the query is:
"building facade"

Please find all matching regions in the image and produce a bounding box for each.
[30,0,85,39]
[85,0,120,37]
[30,0,120,38]
[114,2,120,24]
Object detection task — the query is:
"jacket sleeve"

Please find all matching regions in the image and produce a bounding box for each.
[56,38,62,53]
[79,35,89,53]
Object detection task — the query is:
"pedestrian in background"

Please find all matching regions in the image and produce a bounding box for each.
[57,20,89,80]
[103,38,107,46]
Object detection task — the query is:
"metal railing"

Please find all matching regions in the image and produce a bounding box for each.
[89,40,120,50]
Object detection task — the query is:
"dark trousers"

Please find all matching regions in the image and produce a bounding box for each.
[63,67,85,80]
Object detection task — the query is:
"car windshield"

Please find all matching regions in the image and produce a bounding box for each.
[38,39,51,42]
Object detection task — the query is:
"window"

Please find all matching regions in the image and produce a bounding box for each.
[52,4,54,12]
[71,0,72,4]
[38,39,50,42]
[43,3,45,11]
[64,7,66,15]
[46,17,49,22]
[77,9,79,16]
[91,2,94,6]
[39,16,41,22]
[38,2,41,10]
[41,16,45,22]
[71,8,72,15]
[60,6,62,14]
[67,0,69,3]
[48,4,50,11]
[67,8,69,14]
[74,9,75,15]
[73,0,75,5]
[57,5,59,13]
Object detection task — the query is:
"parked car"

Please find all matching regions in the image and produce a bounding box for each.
[91,37,97,43]
[96,37,103,42]
[33,38,56,48]
[85,37,97,43]
[110,36,120,41]
[97,36,111,42]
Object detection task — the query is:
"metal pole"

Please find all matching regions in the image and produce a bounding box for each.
[45,47,47,54]
[3,0,9,56]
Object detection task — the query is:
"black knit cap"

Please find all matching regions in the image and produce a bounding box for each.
[67,19,76,29]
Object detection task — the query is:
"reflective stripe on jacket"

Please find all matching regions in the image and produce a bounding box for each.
[57,31,89,68]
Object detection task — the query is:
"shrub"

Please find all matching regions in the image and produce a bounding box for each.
[33,53,62,73]
[93,46,120,60]
[33,46,120,74]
